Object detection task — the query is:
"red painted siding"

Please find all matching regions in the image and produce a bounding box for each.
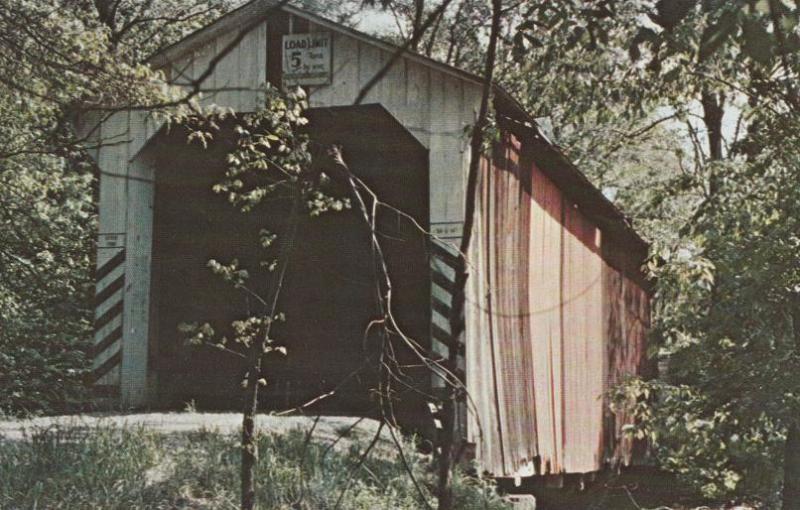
[465,130,650,477]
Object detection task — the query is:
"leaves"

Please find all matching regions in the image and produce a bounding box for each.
[698,8,740,62]
[742,17,774,65]
[650,0,697,31]
[629,27,659,61]
[0,0,233,417]
[0,154,95,416]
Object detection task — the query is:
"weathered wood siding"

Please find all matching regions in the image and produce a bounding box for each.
[74,110,158,407]
[465,129,650,477]
[79,7,650,478]
[161,13,480,363]
[78,9,480,407]
[163,14,480,226]
[170,21,267,113]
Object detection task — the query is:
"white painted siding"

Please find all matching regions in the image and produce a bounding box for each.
[79,10,484,407]
[161,19,481,224]
[166,21,268,113]
[121,152,155,407]
[77,111,156,407]
[91,112,128,392]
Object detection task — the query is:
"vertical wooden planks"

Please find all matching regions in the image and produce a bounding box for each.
[213,30,242,111]
[442,73,466,222]
[427,67,448,223]
[356,41,383,105]
[164,21,267,112]
[465,134,540,476]
[305,21,331,107]
[266,12,290,88]
[325,31,359,106]
[121,150,156,408]
[192,40,215,108]
[257,21,268,99]
[602,251,650,466]
[238,22,267,111]
[466,157,497,468]
[528,165,564,474]
[92,112,130,399]
[82,12,655,472]
[560,202,605,473]
[498,134,537,475]
[404,60,431,146]
[170,51,194,89]
[380,56,408,125]
[96,112,130,268]
[465,137,652,477]
[127,110,159,160]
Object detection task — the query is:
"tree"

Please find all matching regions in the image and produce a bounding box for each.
[494,1,800,506]
[584,1,800,506]
[179,87,356,510]
[0,153,95,415]
[364,0,493,70]
[0,0,226,416]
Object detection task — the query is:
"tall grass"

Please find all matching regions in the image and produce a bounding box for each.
[0,422,510,510]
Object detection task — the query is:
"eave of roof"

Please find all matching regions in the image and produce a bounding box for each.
[493,92,649,254]
[149,0,283,69]
[147,0,648,255]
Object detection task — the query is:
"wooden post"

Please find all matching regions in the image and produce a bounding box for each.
[90,111,128,403]
[88,110,156,409]
[121,145,156,408]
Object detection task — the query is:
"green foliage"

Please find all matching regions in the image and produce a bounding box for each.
[0,424,162,509]
[178,87,350,380]
[0,0,231,417]
[614,107,800,502]
[0,422,510,510]
[0,155,94,416]
[502,1,800,503]
[611,379,784,501]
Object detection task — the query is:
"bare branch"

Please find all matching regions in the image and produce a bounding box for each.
[332,421,386,510]
[354,0,455,105]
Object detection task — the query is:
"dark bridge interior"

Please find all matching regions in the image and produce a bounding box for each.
[150,105,431,427]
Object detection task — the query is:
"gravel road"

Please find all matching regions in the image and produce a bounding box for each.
[0,412,383,443]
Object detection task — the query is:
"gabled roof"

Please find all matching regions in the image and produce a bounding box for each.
[148,0,649,260]
[149,0,482,86]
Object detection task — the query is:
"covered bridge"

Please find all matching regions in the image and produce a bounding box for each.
[76,0,651,480]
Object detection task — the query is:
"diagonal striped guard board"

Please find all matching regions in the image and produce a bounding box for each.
[429,237,466,387]
[92,233,126,399]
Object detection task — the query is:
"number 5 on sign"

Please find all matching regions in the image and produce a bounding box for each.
[289,51,302,70]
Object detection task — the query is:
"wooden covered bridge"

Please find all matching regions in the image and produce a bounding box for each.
[77,0,651,480]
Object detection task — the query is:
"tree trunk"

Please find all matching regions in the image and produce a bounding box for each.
[784,421,800,510]
[700,89,724,195]
[436,387,456,510]
[240,192,300,510]
[241,369,260,510]
[412,0,425,51]
[437,1,502,509]
[93,0,118,31]
[701,89,724,161]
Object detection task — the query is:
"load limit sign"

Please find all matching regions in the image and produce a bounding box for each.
[282,32,332,86]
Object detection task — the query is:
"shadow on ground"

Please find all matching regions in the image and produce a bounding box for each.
[498,467,760,510]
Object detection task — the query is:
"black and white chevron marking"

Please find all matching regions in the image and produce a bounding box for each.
[430,240,465,382]
[92,248,125,397]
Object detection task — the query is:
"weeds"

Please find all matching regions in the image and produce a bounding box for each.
[0,420,509,510]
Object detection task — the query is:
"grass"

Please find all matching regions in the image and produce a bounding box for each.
[0,420,510,510]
